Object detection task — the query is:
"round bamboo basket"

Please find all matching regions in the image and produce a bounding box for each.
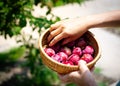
[39,29,101,74]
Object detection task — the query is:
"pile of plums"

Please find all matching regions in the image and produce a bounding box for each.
[44,36,94,66]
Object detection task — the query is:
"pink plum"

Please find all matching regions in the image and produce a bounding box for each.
[66,41,75,48]
[44,48,55,57]
[62,61,74,65]
[60,47,72,56]
[57,52,68,62]
[76,38,87,49]
[51,54,61,62]
[50,42,61,53]
[68,54,80,65]
[72,47,82,56]
[82,45,94,55]
[81,54,94,63]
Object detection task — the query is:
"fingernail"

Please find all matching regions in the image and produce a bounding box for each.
[49,42,53,46]
[49,43,52,46]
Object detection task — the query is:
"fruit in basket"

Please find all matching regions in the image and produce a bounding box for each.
[39,30,101,74]
[72,47,82,56]
[44,48,55,57]
[81,54,93,63]
[66,41,75,48]
[60,47,72,56]
[68,54,80,65]
[44,35,95,66]
[51,54,61,62]
[57,52,68,62]
[76,37,87,49]
[50,42,61,53]
[62,61,74,65]
[83,45,94,54]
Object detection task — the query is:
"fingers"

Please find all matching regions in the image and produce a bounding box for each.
[58,74,70,82]
[48,26,62,42]
[48,22,65,46]
[49,32,68,46]
[49,22,61,32]
[78,60,89,74]
[62,36,77,45]
[58,71,79,83]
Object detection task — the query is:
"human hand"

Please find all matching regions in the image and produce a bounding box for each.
[48,10,120,47]
[48,18,89,46]
[58,60,97,86]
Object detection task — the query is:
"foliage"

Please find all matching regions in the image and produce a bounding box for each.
[0,0,86,37]
[0,0,87,85]
[98,82,108,86]
[94,67,102,74]
[0,46,26,62]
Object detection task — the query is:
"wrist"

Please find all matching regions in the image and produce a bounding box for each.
[76,17,93,31]
[84,15,103,29]
[77,16,98,30]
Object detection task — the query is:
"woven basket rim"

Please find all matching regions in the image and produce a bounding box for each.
[85,31,101,66]
[39,29,101,69]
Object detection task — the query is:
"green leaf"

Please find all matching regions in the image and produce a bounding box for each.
[12,26,21,35]
[19,16,27,27]
[94,67,102,74]
[0,2,3,7]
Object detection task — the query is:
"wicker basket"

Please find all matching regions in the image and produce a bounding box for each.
[39,29,101,74]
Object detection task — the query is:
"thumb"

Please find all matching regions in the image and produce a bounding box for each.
[78,60,89,73]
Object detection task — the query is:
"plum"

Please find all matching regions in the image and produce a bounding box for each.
[82,45,94,55]
[81,54,93,63]
[51,54,61,62]
[44,48,55,57]
[72,47,82,56]
[68,54,80,65]
[62,61,74,65]
[66,41,75,48]
[60,47,72,56]
[57,52,68,62]
[76,37,87,49]
[50,42,61,53]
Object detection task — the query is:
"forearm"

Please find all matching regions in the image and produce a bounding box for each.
[86,10,120,29]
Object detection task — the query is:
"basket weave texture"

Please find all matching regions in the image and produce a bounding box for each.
[39,29,101,74]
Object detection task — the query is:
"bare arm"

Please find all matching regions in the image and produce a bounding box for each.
[48,10,120,46]
[88,10,120,28]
